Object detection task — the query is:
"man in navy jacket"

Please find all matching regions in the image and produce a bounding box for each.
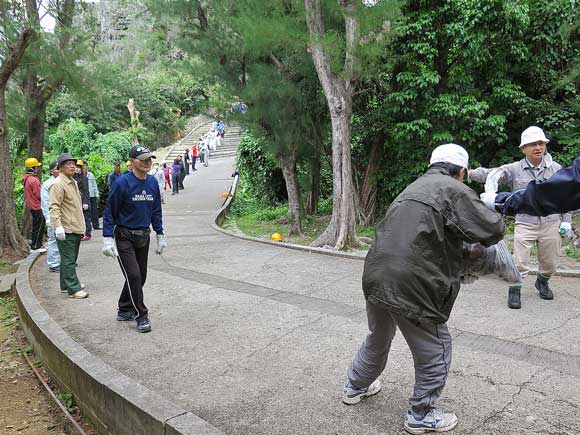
[102,145,167,333]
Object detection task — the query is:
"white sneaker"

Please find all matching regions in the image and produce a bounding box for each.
[342,379,381,405]
[69,290,88,299]
[404,409,458,434]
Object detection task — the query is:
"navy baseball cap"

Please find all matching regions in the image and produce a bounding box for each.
[129,145,156,160]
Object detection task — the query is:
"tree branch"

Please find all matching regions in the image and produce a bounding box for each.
[0,28,35,88]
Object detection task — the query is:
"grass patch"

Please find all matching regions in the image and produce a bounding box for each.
[0,260,18,276]
[227,192,374,248]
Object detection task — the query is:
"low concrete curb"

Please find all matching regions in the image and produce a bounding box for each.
[15,253,223,435]
[213,176,580,278]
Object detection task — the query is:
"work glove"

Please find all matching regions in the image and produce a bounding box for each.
[102,237,118,258]
[55,226,66,241]
[560,222,573,238]
[155,234,167,255]
[480,192,497,210]
[82,203,89,211]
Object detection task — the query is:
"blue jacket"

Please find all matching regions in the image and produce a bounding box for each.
[103,172,164,237]
[496,156,580,216]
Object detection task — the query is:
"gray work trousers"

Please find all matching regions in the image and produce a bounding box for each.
[347,301,452,415]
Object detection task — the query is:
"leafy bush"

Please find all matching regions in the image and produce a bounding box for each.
[47,119,95,158]
[235,132,286,205]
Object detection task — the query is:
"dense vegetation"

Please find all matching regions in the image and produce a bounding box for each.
[1,0,579,257]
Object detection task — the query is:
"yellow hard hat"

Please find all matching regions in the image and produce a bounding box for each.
[76,159,84,166]
[25,157,42,168]
[271,233,283,242]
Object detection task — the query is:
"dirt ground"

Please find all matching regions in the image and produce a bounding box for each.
[0,291,94,435]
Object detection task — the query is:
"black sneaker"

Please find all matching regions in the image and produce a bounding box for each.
[49,266,60,272]
[508,286,521,309]
[117,310,137,321]
[136,318,152,333]
[535,275,554,300]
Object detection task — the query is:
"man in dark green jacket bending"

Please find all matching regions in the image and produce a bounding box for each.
[343,144,505,435]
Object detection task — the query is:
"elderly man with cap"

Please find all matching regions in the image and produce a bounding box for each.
[49,153,89,299]
[41,162,61,272]
[469,126,571,309]
[102,145,167,333]
[343,144,505,434]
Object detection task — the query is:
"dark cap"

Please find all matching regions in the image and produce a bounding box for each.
[57,153,76,167]
[113,162,121,167]
[129,145,156,160]
[48,162,58,170]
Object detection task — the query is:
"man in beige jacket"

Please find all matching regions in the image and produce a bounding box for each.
[49,153,89,299]
[469,126,571,309]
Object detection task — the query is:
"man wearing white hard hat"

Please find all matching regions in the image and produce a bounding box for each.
[470,126,571,309]
[343,144,505,434]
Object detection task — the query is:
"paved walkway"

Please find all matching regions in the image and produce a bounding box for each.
[31,157,580,435]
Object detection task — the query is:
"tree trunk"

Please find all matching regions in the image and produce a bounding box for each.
[279,147,303,236]
[0,26,35,259]
[305,0,359,250]
[24,79,48,161]
[357,131,385,226]
[306,155,320,215]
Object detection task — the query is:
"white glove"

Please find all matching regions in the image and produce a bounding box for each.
[102,237,118,258]
[560,222,573,239]
[55,226,66,240]
[155,234,167,255]
[45,218,51,229]
[83,204,89,211]
[480,192,497,210]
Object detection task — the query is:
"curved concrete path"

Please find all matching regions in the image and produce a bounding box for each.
[31,157,580,435]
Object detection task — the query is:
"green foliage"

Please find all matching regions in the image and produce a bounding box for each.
[47,119,95,158]
[235,133,287,205]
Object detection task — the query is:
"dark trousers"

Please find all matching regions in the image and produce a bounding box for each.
[191,156,197,170]
[90,197,100,229]
[172,173,179,193]
[56,233,82,294]
[83,206,92,237]
[115,227,150,319]
[179,171,185,189]
[30,209,45,249]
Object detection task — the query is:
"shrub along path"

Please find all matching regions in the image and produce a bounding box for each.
[30,156,580,435]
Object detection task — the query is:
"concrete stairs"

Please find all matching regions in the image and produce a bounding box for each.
[162,116,244,163]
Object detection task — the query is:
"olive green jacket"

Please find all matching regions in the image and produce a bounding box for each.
[362,167,505,324]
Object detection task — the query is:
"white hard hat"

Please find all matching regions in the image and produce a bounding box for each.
[430,143,469,169]
[519,126,549,148]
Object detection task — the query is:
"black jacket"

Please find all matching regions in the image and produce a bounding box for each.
[74,174,90,206]
[362,167,505,324]
[496,156,580,216]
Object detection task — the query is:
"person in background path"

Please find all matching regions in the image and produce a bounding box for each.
[171,159,181,195]
[217,119,225,137]
[184,148,190,175]
[149,162,166,204]
[22,157,46,253]
[86,162,100,230]
[162,163,172,191]
[343,144,505,434]
[177,155,185,189]
[102,145,167,333]
[49,153,88,299]
[191,143,198,171]
[126,160,133,173]
[75,160,91,241]
[469,126,570,309]
[108,162,122,189]
[197,137,205,164]
[201,137,209,167]
[41,162,61,272]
